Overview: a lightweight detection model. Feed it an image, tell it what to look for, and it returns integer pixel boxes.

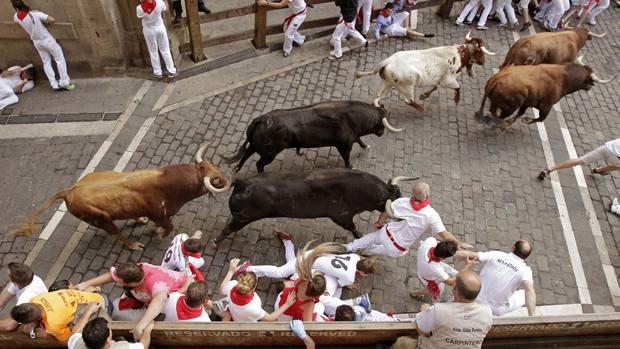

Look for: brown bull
[15,143,229,250]
[475,63,614,129]
[500,27,606,69]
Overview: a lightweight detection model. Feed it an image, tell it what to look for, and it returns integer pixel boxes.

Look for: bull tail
[475,89,490,124]
[14,190,68,236]
[355,60,389,79]
[224,119,258,171]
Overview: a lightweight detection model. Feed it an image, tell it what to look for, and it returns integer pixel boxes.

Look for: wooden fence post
[436,0,455,19]
[185,0,206,62]
[253,3,268,49]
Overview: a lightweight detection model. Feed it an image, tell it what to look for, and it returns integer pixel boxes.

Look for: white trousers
[319,287,344,316]
[457,0,482,23]
[384,12,410,37]
[247,240,297,279]
[143,25,177,76]
[331,20,367,58]
[0,81,18,110]
[361,309,397,322]
[357,0,373,34]
[283,12,306,54]
[490,290,526,316]
[535,0,553,20]
[495,0,519,24]
[345,227,408,258]
[546,0,570,28]
[476,0,495,26]
[589,0,610,20]
[111,298,146,321]
[33,38,70,89]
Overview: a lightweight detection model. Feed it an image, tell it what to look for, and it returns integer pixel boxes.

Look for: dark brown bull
[500,27,606,69]
[15,143,229,250]
[475,63,614,129]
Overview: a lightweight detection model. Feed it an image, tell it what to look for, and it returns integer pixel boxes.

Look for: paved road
[2,6,619,315]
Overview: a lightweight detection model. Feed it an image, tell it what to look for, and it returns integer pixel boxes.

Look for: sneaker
[424,33,435,38]
[511,22,520,31]
[519,21,532,32]
[455,20,464,26]
[534,16,543,23]
[497,22,508,27]
[153,73,163,79]
[61,83,76,91]
[329,50,342,60]
[168,72,177,79]
[611,198,620,215]
[465,20,473,25]
[357,293,372,313]
[233,261,251,277]
[537,169,550,180]
[587,18,596,26]
[283,51,290,57]
[292,41,302,47]
[198,5,211,14]
[488,14,500,22]
[477,25,488,30]
[172,15,181,25]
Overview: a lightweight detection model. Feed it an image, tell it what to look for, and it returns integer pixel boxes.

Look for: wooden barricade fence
[179,0,466,60]
[2,313,620,348]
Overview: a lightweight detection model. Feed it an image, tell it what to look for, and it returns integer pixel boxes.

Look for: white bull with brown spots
[355,32,497,112]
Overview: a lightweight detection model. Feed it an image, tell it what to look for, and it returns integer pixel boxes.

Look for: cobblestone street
[2,6,619,317]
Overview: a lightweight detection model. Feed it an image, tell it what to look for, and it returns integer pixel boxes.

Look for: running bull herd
[15,29,615,252]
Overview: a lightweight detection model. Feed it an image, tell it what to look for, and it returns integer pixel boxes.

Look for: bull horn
[382,117,403,133]
[465,30,472,41]
[204,177,229,193]
[591,73,616,84]
[574,56,584,65]
[195,140,216,163]
[390,176,419,185]
[385,199,395,218]
[481,46,497,56]
[588,31,606,38]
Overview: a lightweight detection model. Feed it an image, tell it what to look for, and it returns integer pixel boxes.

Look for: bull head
[195,143,230,193]
[463,31,497,74]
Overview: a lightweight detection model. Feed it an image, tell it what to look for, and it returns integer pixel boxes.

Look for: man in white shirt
[11,0,75,91]
[410,237,460,300]
[345,181,471,257]
[137,0,177,79]
[163,281,211,322]
[161,230,205,275]
[257,0,307,57]
[416,270,493,349]
[539,138,620,180]
[0,65,35,111]
[0,262,48,331]
[458,240,536,316]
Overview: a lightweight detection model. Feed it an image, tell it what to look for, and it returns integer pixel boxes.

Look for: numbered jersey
[161,234,204,275]
[313,253,361,287]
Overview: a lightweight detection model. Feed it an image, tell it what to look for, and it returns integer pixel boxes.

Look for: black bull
[226,101,402,173]
[212,168,416,244]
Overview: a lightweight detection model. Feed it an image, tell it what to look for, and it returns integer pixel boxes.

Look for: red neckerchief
[19,71,27,80]
[425,279,441,299]
[379,9,390,18]
[410,197,430,211]
[141,0,156,14]
[188,264,205,282]
[230,287,254,306]
[428,247,442,263]
[175,296,203,320]
[17,10,29,21]
[181,242,201,258]
[118,296,144,310]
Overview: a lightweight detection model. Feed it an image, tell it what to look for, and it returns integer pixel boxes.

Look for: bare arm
[438,231,473,249]
[44,16,55,25]
[177,275,195,294]
[261,291,296,322]
[71,302,101,335]
[76,272,114,290]
[375,211,390,228]
[302,335,316,349]
[138,321,154,349]
[523,280,537,316]
[133,291,167,341]
[0,290,14,311]
[301,302,315,322]
[257,0,290,9]
[219,258,240,295]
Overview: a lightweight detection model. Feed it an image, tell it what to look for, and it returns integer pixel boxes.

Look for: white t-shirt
[415,306,437,333]
[136,0,166,28]
[416,237,457,283]
[387,198,446,248]
[162,292,211,322]
[161,233,205,275]
[7,275,47,305]
[68,333,144,349]
[313,253,361,287]
[289,0,307,14]
[605,139,620,157]
[476,251,533,308]
[14,10,54,42]
[223,281,266,322]
[1,66,34,93]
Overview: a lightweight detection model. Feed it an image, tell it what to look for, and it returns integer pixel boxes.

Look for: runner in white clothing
[539,138,620,180]
[162,282,211,322]
[137,0,177,79]
[356,0,373,37]
[11,0,75,91]
[219,258,297,322]
[330,0,368,60]
[258,0,307,57]
[0,262,48,331]
[345,181,471,257]
[457,240,537,316]
[0,65,35,110]
[161,231,205,276]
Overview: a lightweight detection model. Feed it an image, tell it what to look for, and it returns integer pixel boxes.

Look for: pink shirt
[111,263,188,304]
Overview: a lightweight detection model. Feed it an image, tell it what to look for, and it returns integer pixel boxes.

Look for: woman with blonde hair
[219,258,296,322]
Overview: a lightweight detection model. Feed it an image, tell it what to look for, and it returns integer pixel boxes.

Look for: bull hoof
[419,94,430,100]
[128,241,145,250]
[521,117,535,124]
[135,217,149,224]
[407,102,425,112]
[210,239,218,248]
[154,227,166,239]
